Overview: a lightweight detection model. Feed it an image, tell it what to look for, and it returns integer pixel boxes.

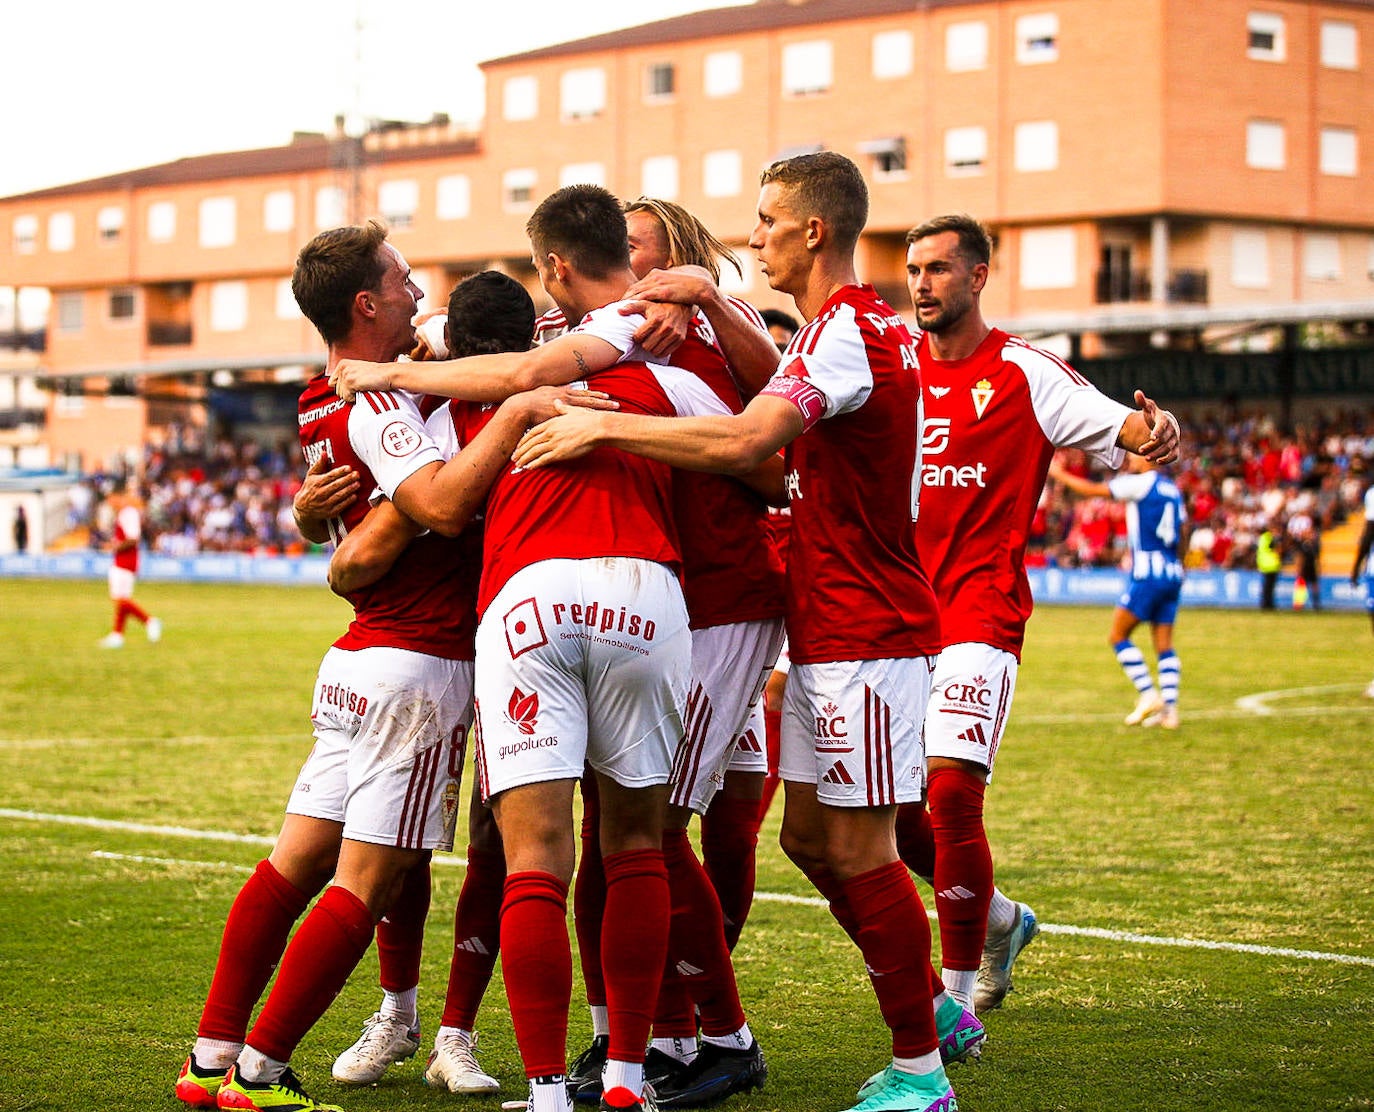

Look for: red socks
[602,848,670,1064]
[441,844,506,1030]
[841,861,938,1058]
[502,871,573,1078]
[197,859,311,1044]
[114,598,149,632]
[375,863,429,994]
[574,789,608,1010]
[661,828,746,1037]
[926,767,992,970]
[700,794,761,950]
[247,885,376,1063]
[895,802,936,881]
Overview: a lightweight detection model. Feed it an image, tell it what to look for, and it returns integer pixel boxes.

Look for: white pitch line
[8,809,1364,971]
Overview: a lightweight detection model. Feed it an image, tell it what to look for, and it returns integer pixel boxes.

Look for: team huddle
[173,152,1182,1112]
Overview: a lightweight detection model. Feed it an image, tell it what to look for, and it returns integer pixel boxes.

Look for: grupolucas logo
[507,687,539,735]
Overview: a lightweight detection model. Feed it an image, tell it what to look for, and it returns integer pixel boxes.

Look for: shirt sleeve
[348,389,444,500]
[648,364,735,417]
[1107,472,1155,503]
[572,301,644,359]
[767,302,871,419]
[1007,344,1130,469]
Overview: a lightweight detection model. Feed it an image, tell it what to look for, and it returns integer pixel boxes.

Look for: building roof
[3,133,480,203]
[482,0,1374,64]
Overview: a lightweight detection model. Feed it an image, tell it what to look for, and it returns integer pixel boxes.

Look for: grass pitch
[1,578,1371,1111]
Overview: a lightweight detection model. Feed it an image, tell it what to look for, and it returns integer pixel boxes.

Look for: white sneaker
[99,632,125,649]
[1364,679,1374,700]
[975,901,1040,1012]
[1123,690,1164,726]
[425,1028,500,1093]
[1145,704,1180,730]
[332,1011,421,1084]
[147,616,162,643]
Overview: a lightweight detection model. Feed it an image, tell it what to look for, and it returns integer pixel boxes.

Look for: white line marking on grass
[1234,683,1373,716]
[91,851,254,871]
[1016,683,1374,726]
[13,809,1373,970]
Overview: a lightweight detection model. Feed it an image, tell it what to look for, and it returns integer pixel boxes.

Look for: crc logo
[941,677,992,712]
[380,421,423,457]
[815,700,847,739]
[921,417,951,456]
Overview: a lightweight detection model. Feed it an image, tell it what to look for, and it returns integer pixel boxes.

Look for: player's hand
[410,310,448,362]
[625,267,714,311]
[620,298,692,358]
[512,386,618,426]
[294,453,359,520]
[512,401,606,469]
[1134,389,1181,466]
[331,359,395,402]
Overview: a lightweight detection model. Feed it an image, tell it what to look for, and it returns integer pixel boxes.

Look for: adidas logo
[957,723,988,747]
[821,761,854,785]
[675,960,706,977]
[734,728,763,754]
[456,936,491,955]
[937,885,977,900]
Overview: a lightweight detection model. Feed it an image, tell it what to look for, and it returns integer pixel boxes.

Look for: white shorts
[108,566,136,600]
[779,656,933,807]
[288,646,473,851]
[474,558,691,800]
[670,617,784,813]
[724,698,768,775]
[923,642,1018,780]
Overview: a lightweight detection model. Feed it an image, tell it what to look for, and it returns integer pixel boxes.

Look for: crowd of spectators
[70,406,1374,571]
[1031,405,1374,574]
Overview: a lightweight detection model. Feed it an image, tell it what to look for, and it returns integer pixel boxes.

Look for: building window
[1246,119,1286,170]
[1231,227,1270,288]
[1304,234,1341,281]
[436,175,471,220]
[147,201,176,242]
[56,292,83,332]
[641,156,680,199]
[859,137,907,179]
[210,281,248,332]
[315,187,346,229]
[704,50,742,97]
[263,190,294,233]
[1247,12,1285,61]
[48,212,75,252]
[703,150,742,197]
[1321,21,1358,69]
[98,206,124,244]
[561,67,606,120]
[378,180,419,230]
[783,41,833,96]
[945,126,988,175]
[946,20,989,71]
[645,62,676,100]
[276,278,298,320]
[109,288,136,321]
[1020,227,1076,289]
[12,215,37,254]
[504,75,538,121]
[503,168,537,210]
[560,162,606,188]
[1016,14,1059,64]
[1014,121,1059,172]
[1319,126,1357,176]
[199,197,236,248]
[872,30,913,79]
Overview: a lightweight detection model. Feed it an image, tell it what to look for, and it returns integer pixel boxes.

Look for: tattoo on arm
[574,350,588,375]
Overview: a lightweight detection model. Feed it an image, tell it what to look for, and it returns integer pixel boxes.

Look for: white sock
[236,1046,288,1084]
[434,1024,474,1048]
[942,968,977,1010]
[590,1005,610,1039]
[651,1035,697,1063]
[380,986,418,1026]
[602,1057,644,1098]
[192,1038,242,1071]
[530,1075,571,1111]
[702,1022,753,1050]
[892,1051,943,1076]
[986,888,1017,934]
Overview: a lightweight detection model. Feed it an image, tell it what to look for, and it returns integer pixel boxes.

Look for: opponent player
[897,214,1182,1017]
[98,482,162,648]
[1353,479,1374,698]
[175,223,588,1112]
[1049,451,1187,729]
[511,153,960,1112]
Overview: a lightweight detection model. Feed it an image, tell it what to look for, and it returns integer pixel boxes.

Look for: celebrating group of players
[173,150,1181,1112]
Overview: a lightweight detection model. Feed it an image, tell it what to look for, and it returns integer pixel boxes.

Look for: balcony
[147,322,193,346]
[0,328,46,353]
[1094,268,1151,304]
[1166,269,1209,304]
[0,407,47,430]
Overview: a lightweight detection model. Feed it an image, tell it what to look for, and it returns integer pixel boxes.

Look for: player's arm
[513,390,803,477]
[292,453,360,544]
[1353,518,1374,585]
[391,386,618,535]
[327,500,423,596]
[1046,458,1111,499]
[1115,389,1181,465]
[331,333,624,404]
[623,267,781,394]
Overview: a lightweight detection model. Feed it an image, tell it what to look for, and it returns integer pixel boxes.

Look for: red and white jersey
[575,301,786,630]
[112,505,141,573]
[915,327,1131,657]
[759,284,940,665]
[296,373,481,660]
[460,354,728,616]
[533,306,569,346]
